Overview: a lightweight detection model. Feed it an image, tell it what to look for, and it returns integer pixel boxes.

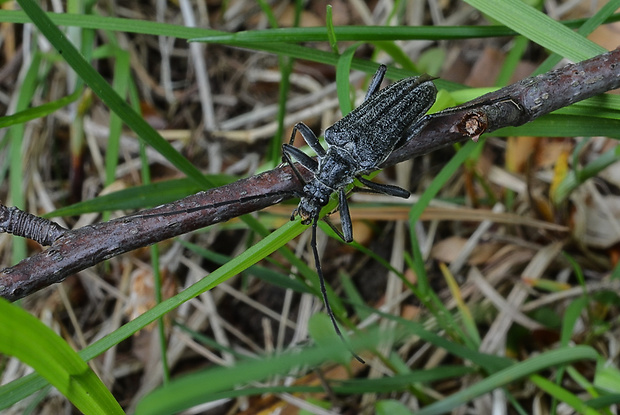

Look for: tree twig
[1,48,619,301]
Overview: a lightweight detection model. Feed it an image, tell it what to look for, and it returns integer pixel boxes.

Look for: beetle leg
[282,144,314,188]
[282,144,319,172]
[290,122,327,158]
[364,64,387,101]
[322,216,347,242]
[357,176,410,199]
[283,123,325,185]
[338,188,354,243]
[310,215,364,364]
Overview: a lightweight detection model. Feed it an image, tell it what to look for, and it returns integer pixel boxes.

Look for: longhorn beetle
[283,65,437,362]
[110,64,436,363]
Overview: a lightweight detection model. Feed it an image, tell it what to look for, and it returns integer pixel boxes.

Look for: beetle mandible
[282,64,437,360]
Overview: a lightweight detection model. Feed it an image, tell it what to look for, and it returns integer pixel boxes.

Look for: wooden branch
[1,48,619,301]
[388,47,620,165]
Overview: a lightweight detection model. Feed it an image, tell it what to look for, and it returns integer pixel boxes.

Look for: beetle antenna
[311,216,365,364]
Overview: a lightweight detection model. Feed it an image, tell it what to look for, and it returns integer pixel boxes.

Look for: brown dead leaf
[350,220,374,247]
[610,245,620,268]
[469,242,504,265]
[139,101,167,130]
[534,138,573,169]
[432,237,506,266]
[401,304,421,321]
[509,61,539,84]
[531,191,555,223]
[465,47,504,87]
[506,136,537,173]
[578,194,620,249]
[279,4,323,27]
[126,266,177,331]
[404,267,417,285]
[599,152,620,189]
[309,0,352,26]
[431,236,467,263]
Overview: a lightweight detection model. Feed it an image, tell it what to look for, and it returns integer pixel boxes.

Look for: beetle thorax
[296,146,357,223]
[316,146,357,187]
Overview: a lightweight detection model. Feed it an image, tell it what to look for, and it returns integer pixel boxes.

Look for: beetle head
[294,180,331,224]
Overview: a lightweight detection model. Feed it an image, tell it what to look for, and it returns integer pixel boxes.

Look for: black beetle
[283,65,437,361]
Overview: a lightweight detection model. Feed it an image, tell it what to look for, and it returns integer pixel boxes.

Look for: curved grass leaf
[531,374,601,415]
[414,346,599,415]
[336,45,359,115]
[0,10,619,42]
[0,89,81,129]
[135,327,473,415]
[189,17,620,44]
[533,0,620,75]
[465,0,605,61]
[0,298,123,414]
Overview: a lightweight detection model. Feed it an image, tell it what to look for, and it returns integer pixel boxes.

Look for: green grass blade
[595,361,620,394]
[0,298,123,414]
[336,45,359,116]
[565,367,606,410]
[495,36,528,87]
[415,346,600,415]
[188,16,620,44]
[373,40,418,71]
[133,336,335,415]
[409,140,478,223]
[553,95,620,120]
[586,394,620,410]
[2,9,620,41]
[94,45,130,186]
[531,374,601,415]
[0,9,544,94]
[1,9,615,87]
[325,5,338,54]
[561,298,589,348]
[7,51,44,263]
[552,147,620,204]
[0,89,81,128]
[0,374,48,411]
[465,0,605,60]
[44,174,236,217]
[371,304,513,374]
[178,239,311,294]
[136,351,473,415]
[78,222,307,361]
[534,0,620,75]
